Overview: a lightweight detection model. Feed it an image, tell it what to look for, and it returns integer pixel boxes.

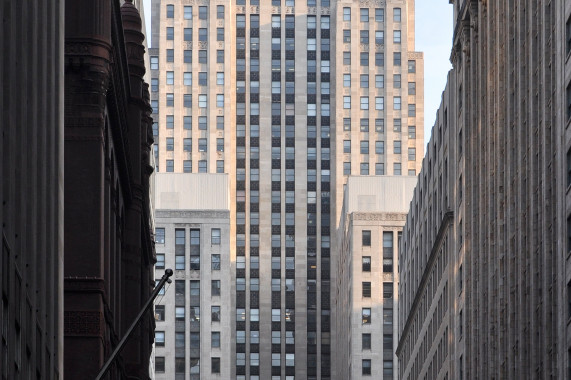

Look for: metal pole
[95,268,174,380]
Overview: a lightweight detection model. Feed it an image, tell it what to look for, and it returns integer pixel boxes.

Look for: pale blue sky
[143,0,454,145]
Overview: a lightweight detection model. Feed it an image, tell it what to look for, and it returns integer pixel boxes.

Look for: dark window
[166,4,174,18]
[362,282,371,297]
[362,230,371,246]
[383,360,393,377]
[166,27,174,40]
[212,306,221,322]
[166,160,174,172]
[383,282,393,298]
[199,6,207,19]
[155,356,165,372]
[362,256,371,271]
[184,50,192,63]
[184,28,191,41]
[155,305,165,321]
[212,358,221,373]
[362,334,371,350]
[362,359,371,375]
[212,280,221,296]
[408,60,416,73]
[394,52,401,66]
[190,229,200,270]
[155,228,165,244]
[217,5,224,19]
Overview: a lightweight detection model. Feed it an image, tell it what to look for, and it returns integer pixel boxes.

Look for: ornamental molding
[64,311,103,336]
[352,212,407,221]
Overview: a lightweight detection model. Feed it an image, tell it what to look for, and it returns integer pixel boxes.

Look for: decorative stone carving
[64,311,103,336]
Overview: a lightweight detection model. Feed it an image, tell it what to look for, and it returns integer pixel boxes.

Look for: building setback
[64,1,156,378]
[1,1,65,378]
[335,176,417,379]
[398,1,571,379]
[150,0,424,378]
[153,173,232,379]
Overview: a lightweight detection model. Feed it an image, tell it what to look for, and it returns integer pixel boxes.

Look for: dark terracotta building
[64,0,155,378]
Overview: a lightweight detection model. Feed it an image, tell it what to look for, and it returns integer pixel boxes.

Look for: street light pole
[95,268,174,380]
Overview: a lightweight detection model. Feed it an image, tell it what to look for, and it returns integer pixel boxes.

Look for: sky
[143,0,454,146]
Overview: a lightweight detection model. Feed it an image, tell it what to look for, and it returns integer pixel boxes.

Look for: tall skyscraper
[398,1,571,379]
[150,0,423,378]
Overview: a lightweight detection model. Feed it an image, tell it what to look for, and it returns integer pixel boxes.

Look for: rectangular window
[211,331,221,348]
[408,82,416,95]
[216,94,224,108]
[344,140,351,153]
[166,138,174,151]
[408,104,416,117]
[211,280,221,296]
[343,29,351,43]
[393,30,401,43]
[217,50,224,63]
[199,6,207,19]
[408,126,416,139]
[375,52,384,66]
[155,331,165,346]
[360,140,369,154]
[343,73,351,87]
[383,309,393,326]
[199,49,207,63]
[166,4,174,18]
[216,160,224,173]
[362,282,371,297]
[343,51,351,65]
[362,334,371,350]
[375,8,384,22]
[393,7,401,22]
[217,27,224,41]
[156,253,165,269]
[383,282,393,298]
[183,28,191,41]
[393,163,401,175]
[344,118,351,131]
[360,30,369,44]
[190,332,200,348]
[360,74,369,88]
[383,360,393,377]
[184,6,192,19]
[166,49,174,62]
[198,160,207,173]
[343,7,351,21]
[362,256,371,271]
[360,8,369,22]
[383,257,393,272]
[343,162,351,175]
[362,308,371,324]
[190,229,200,270]
[408,147,416,161]
[211,254,220,270]
[394,74,401,88]
[183,94,191,107]
[383,334,393,351]
[212,358,221,373]
[375,97,384,110]
[360,97,369,110]
[394,52,401,66]
[198,94,207,108]
[375,141,384,154]
[175,358,185,374]
[375,30,384,44]
[190,280,200,296]
[375,163,385,175]
[183,160,191,173]
[360,163,369,175]
[166,93,174,106]
[212,306,221,322]
[408,60,416,73]
[343,96,351,109]
[362,230,371,246]
[166,160,174,172]
[166,27,174,40]
[375,75,384,88]
[360,52,369,66]
[183,138,192,152]
[150,56,158,70]
[362,359,371,375]
[217,5,224,19]
[166,115,174,129]
[183,116,192,130]
[151,78,158,92]
[155,305,165,321]
[567,15,571,55]
[175,306,185,321]
[375,118,385,132]
[184,49,192,63]
[360,118,369,132]
[394,96,401,110]
[183,72,191,86]
[394,140,401,154]
[155,356,165,372]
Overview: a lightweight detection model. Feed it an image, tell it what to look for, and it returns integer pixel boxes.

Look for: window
[175,280,185,296]
[362,282,371,297]
[212,306,221,322]
[383,309,393,326]
[408,104,417,117]
[216,160,224,173]
[393,7,401,22]
[375,97,384,110]
[211,331,220,348]
[360,52,369,66]
[375,30,384,44]
[344,140,351,153]
[360,118,369,132]
[198,160,207,172]
[184,72,192,86]
[217,27,224,41]
[183,28,191,41]
[393,74,401,89]
[217,5,224,19]
[408,82,416,95]
[393,163,401,175]
[155,305,165,321]
[360,162,369,175]
[383,282,393,298]
[343,96,351,109]
[343,7,351,21]
[362,308,371,324]
[156,253,165,269]
[211,228,221,245]
[360,96,369,110]
[175,306,185,321]
[375,118,385,132]
[394,140,401,154]
[375,141,384,154]
[198,116,207,130]
[183,94,191,107]
[375,163,385,175]
[383,258,393,272]
[393,30,401,43]
[182,138,191,153]
[362,334,371,350]
[150,56,158,70]
[383,361,393,377]
[166,93,174,106]
[155,356,165,372]
[216,94,224,108]
[198,94,207,108]
[155,331,165,346]
[189,332,199,349]
[166,27,174,40]
[343,162,351,175]
[175,357,185,374]
[394,96,401,110]
[362,359,371,375]
[211,280,221,296]
[166,49,174,62]
[166,160,174,172]
[567,15,571,55]
[408,126,416,139]
[184,49,192,63]
[197,138,207,152]
[360,8,369,22]
[383,334,393,351]
[198,72,207,86]
[155,228,165,244]
[362,230,371,246]
[568,82,571,120]
[394,52,401,66]
[211,358,221,373]
[183,160,191,172]
[250,309,259,322]
[375,8,384,22]
[360,141,369,154]
[199,6,207,19]
[343,29,351,43]
[190,280,200,296]
[394,118,401,132]
[360,74,369,88]
[217,50,224,63]
[360,30,369,44]
[199,49,207,63]
[343,51,351,65]
[184,6,192,19]
[250,353,260,367]
[408,60,416,73]
[408,147,416,161]
[151,78,158,92]
[361,256,371,272]
[211,254,220,270]
[166,4,174,18]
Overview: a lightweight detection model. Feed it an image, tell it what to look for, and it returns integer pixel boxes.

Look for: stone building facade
[335,176,416,379]
[1,2,65,379]
[153,174,232,380]
[149,0,424,378]
[64,1,156,378]
[398,1,571,379]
